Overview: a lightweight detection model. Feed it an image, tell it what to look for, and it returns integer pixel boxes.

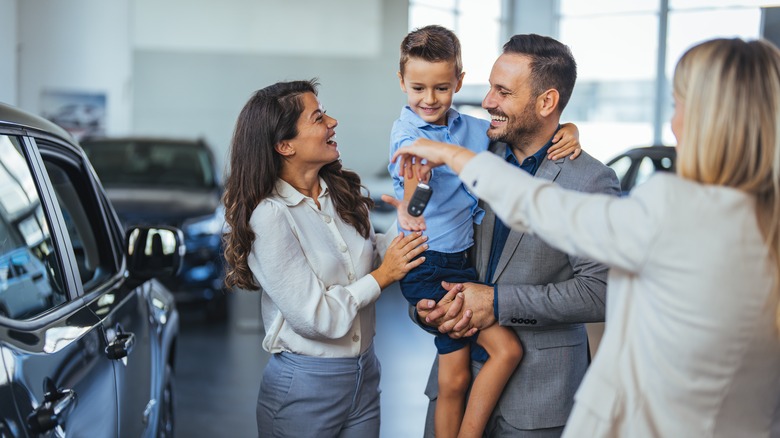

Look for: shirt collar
[399,105,461,129]
[274,177,329,206]
[504,124,562,163]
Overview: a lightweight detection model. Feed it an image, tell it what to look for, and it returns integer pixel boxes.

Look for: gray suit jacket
[423,142,620,433]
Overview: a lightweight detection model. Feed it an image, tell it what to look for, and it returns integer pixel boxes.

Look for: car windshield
[82,140,215,189]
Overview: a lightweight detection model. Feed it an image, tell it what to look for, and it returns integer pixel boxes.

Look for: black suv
[0,102,180,437]
[80,137,227,321]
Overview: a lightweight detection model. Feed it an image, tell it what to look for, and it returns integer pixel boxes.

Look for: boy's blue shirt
[388,105,488,252]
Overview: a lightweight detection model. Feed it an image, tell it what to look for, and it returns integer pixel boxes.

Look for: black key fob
[407,183,433,217]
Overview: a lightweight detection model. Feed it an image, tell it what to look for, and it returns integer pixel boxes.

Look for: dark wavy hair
[222,79,374,291]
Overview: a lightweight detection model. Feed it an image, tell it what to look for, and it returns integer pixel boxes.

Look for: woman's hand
[380,194,427,231]
[371,231,428,289]
[548,122,582,161]
[393,138,476,176]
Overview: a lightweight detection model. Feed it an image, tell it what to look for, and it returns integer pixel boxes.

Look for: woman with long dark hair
[222,80,427,437]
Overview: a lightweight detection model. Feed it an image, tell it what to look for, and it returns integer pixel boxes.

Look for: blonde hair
[673,38,780,330]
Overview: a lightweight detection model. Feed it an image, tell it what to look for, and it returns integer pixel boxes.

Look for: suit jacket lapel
[491,154,563,282]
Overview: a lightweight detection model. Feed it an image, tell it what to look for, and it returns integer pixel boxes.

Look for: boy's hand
[411,161,432,183]
[548,122,582,161]
[381,194,427,231]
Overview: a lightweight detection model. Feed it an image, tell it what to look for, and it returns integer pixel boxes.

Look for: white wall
[131,0,408,178]
[0,0,17,105]
[16,0,132,134]
[133,0,381,57]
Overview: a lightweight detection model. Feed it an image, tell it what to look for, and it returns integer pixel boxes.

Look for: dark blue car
[80,137,228,321]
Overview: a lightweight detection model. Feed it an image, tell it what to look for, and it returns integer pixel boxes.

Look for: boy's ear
[397,72,407,93]
[454,72,465,93]
[275,140,295,157]
[537,89,560,117]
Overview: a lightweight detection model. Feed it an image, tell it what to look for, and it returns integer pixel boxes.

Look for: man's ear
[454,72,465,93]
[398,72,407,93]
[537,89,560,117]
[275,141,295,157]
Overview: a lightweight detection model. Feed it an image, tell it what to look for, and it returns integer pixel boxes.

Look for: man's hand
[418,281,497,339]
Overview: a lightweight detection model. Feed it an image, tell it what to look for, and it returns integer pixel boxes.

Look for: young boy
[387,25,581,438]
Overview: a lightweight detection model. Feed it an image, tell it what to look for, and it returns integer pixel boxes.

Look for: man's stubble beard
[486,99,541,149]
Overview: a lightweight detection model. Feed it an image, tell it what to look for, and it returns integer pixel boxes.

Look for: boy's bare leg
[436,347,472,438]
[458,324,523,438]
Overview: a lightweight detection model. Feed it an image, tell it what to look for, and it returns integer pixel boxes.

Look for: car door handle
[27,379,77,434]
[105,331,135,360]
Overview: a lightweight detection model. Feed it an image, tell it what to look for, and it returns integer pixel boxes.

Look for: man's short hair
[503,34,577,112]
[400,25,462,77]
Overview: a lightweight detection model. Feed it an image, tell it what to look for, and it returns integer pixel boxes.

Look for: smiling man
[417,34,620,438]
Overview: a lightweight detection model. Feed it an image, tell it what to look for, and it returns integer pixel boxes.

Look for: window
[0,136,67,319]
[40,144,117,291]
[558,0,765,163]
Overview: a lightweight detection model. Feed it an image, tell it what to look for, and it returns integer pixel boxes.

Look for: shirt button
[322,215,332,223]
[339,244,348,253]
[352,334,360,342]
[348,272,355,281]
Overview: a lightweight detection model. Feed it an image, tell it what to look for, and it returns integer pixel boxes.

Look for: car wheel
[158,363,175,438]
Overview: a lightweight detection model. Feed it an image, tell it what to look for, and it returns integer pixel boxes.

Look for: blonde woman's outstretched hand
[392,138,477,176]
[370,231,428,289]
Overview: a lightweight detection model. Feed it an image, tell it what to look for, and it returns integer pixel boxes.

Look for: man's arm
[428,163,620,336]
[496,164,619,326]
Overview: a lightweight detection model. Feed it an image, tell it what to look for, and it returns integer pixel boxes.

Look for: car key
[407,183,433,217]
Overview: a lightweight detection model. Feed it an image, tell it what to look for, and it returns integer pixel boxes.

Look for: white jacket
[461,152,780,437]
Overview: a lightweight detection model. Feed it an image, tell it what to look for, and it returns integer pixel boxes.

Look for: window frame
[33,138,125,298]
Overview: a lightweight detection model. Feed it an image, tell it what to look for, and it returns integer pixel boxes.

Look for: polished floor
[174,283,436,438]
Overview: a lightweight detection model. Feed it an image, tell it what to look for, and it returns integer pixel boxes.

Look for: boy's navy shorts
[400,249,487,360]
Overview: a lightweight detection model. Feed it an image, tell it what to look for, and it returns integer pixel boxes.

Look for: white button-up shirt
[248,178,395,357]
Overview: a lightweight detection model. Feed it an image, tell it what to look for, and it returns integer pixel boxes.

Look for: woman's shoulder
[249,195,289,225]
[632,173,753,214]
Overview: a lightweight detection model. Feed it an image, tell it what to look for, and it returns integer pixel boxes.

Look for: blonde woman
[392,38,780,437]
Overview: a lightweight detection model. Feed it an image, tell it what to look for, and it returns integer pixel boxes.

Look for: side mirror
[125,226,185,280]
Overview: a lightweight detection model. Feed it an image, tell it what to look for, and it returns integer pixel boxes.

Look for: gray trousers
[257,345,381,438]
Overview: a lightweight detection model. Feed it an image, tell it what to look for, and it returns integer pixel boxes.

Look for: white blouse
[461,152,780,437]
[248,178,395,358]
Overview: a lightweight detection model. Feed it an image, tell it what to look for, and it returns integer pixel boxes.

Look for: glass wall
[559,0,765,162]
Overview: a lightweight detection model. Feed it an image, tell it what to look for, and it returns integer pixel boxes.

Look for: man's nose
[482,90,496,109]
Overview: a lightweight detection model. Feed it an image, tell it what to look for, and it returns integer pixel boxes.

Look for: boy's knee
[495,340,523,367]
[438,364,471,397]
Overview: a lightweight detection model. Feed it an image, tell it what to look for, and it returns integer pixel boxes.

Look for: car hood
[105,187,220,227]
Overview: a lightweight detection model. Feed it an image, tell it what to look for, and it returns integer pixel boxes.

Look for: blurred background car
[0,102,180,437]
[606,145,676,195]
[81,137,228,321]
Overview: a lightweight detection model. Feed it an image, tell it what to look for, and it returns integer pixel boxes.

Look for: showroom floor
[174,282,435,438]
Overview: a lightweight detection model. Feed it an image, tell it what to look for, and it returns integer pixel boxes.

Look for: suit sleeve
[480,154,640,326]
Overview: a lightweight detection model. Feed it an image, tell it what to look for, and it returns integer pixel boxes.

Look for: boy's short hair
[399,25,462,77]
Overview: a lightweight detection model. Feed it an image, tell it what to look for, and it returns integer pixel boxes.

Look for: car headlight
[183,207,226,237]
